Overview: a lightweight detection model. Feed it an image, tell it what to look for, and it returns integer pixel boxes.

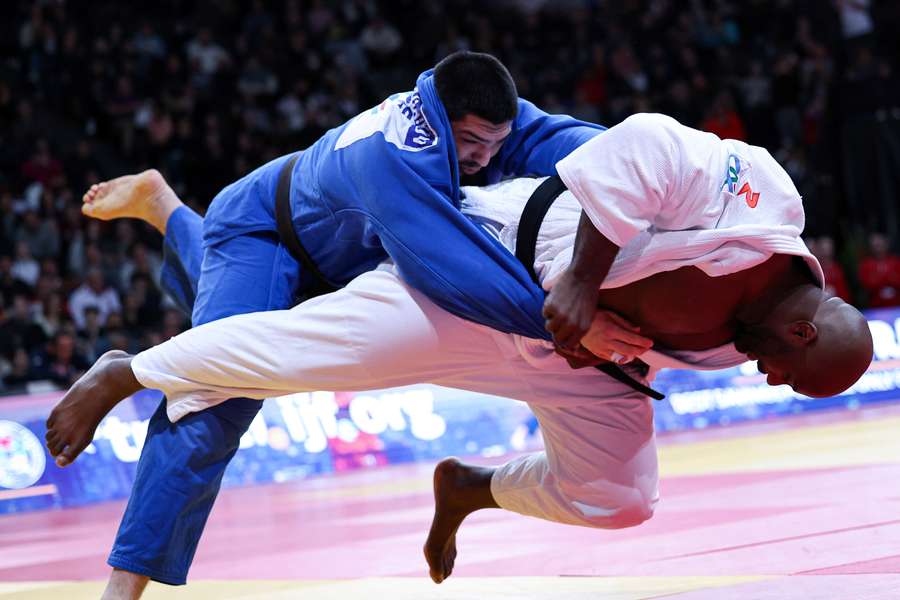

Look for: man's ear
[788,320,818,347]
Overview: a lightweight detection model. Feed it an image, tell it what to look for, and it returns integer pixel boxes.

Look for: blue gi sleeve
[491,99,606,178]
[356,152,551,340]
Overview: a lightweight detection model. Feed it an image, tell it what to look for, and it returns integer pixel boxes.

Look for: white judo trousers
[132,113,821,530]
[133,265,660,529]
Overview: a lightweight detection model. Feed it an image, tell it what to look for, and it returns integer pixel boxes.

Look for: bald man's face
[735,323,826,397]
[752,341,829,397]
[735,297,873,397]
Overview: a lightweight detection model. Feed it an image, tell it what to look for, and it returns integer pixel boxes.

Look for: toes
[426,556,440,583]
[84,184,99,202]
[425,550,445,584]
[56,438,88,468]
[56,448,75,467]
[47,434,89,467]
[46,435,66,458]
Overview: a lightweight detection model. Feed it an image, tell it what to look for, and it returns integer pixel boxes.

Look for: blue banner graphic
[3,308,899,515]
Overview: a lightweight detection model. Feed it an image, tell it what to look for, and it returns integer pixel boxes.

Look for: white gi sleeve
[555,113,725,248]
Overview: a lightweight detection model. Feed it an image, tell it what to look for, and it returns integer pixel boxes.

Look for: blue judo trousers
[109,69,604,584]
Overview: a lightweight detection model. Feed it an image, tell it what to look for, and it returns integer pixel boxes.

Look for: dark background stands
[1,0,899,393]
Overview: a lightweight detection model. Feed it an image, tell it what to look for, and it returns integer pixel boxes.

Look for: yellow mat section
[658,414,900,477]
[275,414,900,504]
[1,576,772,600]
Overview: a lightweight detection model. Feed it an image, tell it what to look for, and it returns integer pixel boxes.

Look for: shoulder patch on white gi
[721,153,743,193]
[334,90,439,152]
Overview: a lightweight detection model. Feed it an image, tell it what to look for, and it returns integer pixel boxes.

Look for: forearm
[542,211,620,349]
[567,210,619,286]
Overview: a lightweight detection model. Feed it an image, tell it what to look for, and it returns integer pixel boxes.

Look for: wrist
[566,267,602,288]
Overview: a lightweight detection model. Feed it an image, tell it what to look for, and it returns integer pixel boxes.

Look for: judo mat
[4,401,900,599]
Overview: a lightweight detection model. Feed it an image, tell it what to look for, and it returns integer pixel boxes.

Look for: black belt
[275,153,338,299]
[515,176,665,401]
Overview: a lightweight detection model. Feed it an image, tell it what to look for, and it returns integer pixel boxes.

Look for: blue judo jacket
[204,70,604,340]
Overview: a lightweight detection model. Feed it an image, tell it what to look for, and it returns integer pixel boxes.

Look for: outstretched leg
[423,458,499,584]
[44,351,142,467]
[81,168,204,313]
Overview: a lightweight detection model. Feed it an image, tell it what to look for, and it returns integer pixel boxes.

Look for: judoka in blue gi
[67,51,603,596]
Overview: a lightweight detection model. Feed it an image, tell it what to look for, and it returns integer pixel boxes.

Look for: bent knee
[566,483,657,529]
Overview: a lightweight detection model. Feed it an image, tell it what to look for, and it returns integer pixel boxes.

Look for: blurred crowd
[1,0,899,393]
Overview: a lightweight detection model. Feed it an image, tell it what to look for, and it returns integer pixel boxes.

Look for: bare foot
[45,351,143,467]
[82,169,182,234]
[423,457,498,584]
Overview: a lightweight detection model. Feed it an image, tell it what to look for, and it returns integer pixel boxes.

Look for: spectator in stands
[359,16,403,65]
[0,192,16,255]
[813,235,851,302]
[68,267,121,329]
[77,306,109,362]
[11,241,40,288]
[65,139,102,193]
[128,273,163,328]
[2,349,32,389]
[659,79,701,129]
[276,80,308,133]
[34,292,64,342]
[0,255,30,303]
[237,57,279,99]
[28,331,89,387]
[0,295,45,360]
[859,232,900,308]
[118,242,162,293]
[131,22,166,62]
[186,28,232,90]
[15,209,60,261]
[67,219,102,278]
[700,90,746,141]
[836,0,874,50]
[20,139,64,188]
[772,50,802,145]
[107,328,133,353]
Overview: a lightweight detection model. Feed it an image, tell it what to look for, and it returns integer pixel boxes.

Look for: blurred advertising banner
[3,308,900,514]
[0,386,533,515]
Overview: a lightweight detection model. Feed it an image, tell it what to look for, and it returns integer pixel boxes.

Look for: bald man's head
[735,292,873,397]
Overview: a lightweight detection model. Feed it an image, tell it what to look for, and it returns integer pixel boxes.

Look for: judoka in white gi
[46,114,873,584]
